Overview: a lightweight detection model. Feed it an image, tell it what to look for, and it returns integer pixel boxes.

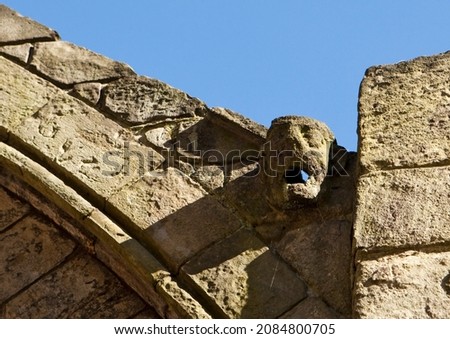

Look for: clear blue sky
[4,0,450,150]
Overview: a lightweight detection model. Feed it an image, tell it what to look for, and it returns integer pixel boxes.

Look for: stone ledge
[30,41,136,87]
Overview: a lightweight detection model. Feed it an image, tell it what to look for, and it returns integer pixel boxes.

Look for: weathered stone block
[101,76,206,124]
[12,93,163,205]
[107,168,206,229]
[0,186,30,231]
[0,5,58,44]
[275,220,352,315]
[4,252,147,318]
[144,125,173,149]
[0,214,75,303]
[0,43,32,63]
[71,82,103,105]
[354,167,450,250]
[0,56,59,131]
[354,250,450,318]
[181,229,307,318]
[107,169,241,271]
[31,41,135,86]
[358,52,450,172]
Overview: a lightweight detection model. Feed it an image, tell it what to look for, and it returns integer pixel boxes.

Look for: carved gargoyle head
[261,116,335,209]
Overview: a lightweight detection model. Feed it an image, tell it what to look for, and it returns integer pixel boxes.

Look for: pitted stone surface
[0,186,31,231]
[4,252,148,318]
[354,167,450,250]
[31,41,135,86]
[0,56,59,133]
[358,52,450,172]
[13,93,163,203]
[0,214,76,303]
[354,250,450,318]
[101,76,206,124]
[0,5,59,44]
[181,229,307,318]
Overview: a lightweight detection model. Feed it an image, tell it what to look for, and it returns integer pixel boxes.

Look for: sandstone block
[0,5,58,44]
[31,41,135,86]
[144,125,173,149]
[275,220,352,315]
[4,252,147,318]
[181,229,307,318]
[107,168,205,229]
[0,56,59,131]
[0,186,30,231]
[71,82,103,105]
[0,43,32,63]
[354,250,450,318]
[101,76,206,124]
[108,169,241,271]
[0,214,75,303]
[358,52,450,172]
[88,209,170,287]
[354,167,450,250]
[12,93,163,205]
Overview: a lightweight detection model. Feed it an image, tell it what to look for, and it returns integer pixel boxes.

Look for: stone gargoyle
[261,116,335,209]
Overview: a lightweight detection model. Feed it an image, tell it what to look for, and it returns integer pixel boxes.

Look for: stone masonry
[1,5,449,318]
[353,53,450,318]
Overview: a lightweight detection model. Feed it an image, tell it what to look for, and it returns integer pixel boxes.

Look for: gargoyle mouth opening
[284,167,309,184]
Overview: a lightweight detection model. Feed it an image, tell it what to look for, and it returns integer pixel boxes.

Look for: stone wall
[353,53,450,318]
[0,5,354,319]
[2,5,448,319]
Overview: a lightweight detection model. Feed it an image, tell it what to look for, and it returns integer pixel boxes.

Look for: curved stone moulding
[0,142,211,319]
